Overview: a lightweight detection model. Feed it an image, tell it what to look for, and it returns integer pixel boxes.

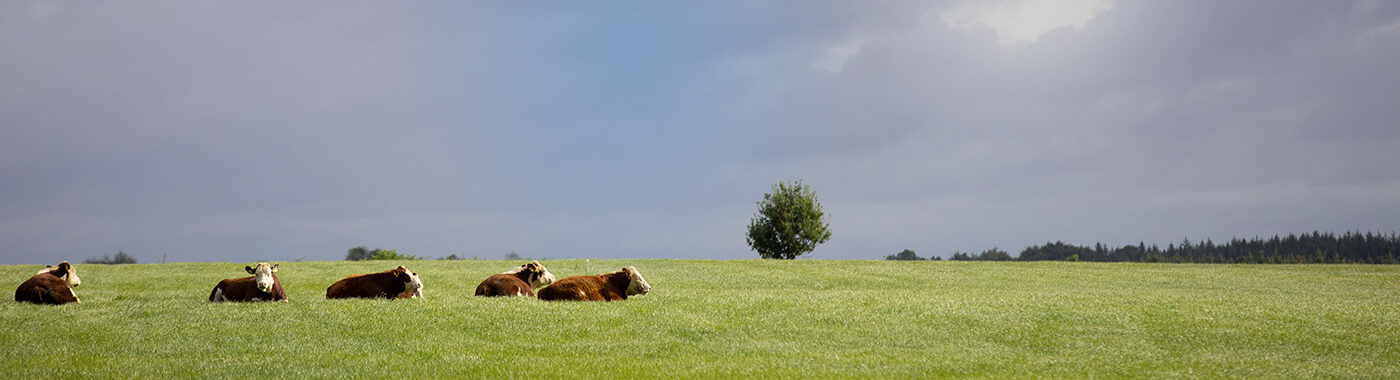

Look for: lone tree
[746,180,832,259]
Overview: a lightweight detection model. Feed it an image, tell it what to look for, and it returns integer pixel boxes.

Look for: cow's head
[244,262,278,293]
[507,260,556,288]
[394,266,423,298]
[622,266,650,296]
[39,261,81,288]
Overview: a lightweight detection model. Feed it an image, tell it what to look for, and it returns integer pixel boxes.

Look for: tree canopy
[746,180,832,260]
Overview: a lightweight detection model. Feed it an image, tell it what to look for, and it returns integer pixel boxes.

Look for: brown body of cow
[326,266,423,300]
[475,260,556,297]
[15,261,81,305]
[209,263,287,302]
[537,266,651,301]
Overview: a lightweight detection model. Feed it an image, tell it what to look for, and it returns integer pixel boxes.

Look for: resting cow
[537,266,651,301]
[475,260,556,297]
[326,266,423,300]
[15,261,82,305]
[209,262,287,302]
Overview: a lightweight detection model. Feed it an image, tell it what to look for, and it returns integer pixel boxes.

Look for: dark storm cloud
[725,0,1400,257]
[1,1,1397,264]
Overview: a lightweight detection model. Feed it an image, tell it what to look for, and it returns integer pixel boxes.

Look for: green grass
[2,260,1398,378]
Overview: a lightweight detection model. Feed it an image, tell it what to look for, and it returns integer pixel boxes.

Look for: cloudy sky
[2,1,1398,264]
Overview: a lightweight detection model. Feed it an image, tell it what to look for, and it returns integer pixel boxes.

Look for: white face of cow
[528,261,556,288]
[245,262,277,293]
[399,266,423,298]
[623,266,651,296]
[38,262,81,288]
[506,260,556,288]
[64,263,81,288]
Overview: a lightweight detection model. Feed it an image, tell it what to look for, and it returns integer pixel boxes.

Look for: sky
[2,1,1398,264]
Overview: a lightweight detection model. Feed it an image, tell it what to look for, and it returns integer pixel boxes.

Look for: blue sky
[2,1,1398,264]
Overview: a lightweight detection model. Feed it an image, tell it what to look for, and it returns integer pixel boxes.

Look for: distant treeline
[345,246,421,261]
[344,246,529,261]
[888,231,1400,264]
[85,251,137,265]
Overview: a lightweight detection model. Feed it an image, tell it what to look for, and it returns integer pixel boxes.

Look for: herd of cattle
[13,260,651,305]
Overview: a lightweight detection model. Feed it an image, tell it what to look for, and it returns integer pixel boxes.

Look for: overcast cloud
[2,1,1398,264]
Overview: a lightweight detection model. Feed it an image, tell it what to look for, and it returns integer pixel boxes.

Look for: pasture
[2,260,1398,378]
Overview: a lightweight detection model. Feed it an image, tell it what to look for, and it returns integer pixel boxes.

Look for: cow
[15,261,81,305]
[326,266,423,300]
[208,262,287,302]
[537,266,651,301]
[475,260,556,297]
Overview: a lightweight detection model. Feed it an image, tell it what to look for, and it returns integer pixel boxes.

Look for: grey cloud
[1,1,1397,264]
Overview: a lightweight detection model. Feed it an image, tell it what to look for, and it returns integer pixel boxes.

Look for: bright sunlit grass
[2,260,1398,378]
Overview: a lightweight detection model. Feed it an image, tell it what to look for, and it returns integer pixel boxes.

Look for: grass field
[2,260,1398,378]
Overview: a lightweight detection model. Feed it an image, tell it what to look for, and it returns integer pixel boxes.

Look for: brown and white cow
[209,262,287,302]
[475,260,556,297]
[326,266,423,300]
[15,261,82,305]
[537,266,651,301]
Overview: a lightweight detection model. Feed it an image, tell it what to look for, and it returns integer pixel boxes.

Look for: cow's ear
[59,261,71,269]
[246,266,255,274]
[270,264,278,272]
